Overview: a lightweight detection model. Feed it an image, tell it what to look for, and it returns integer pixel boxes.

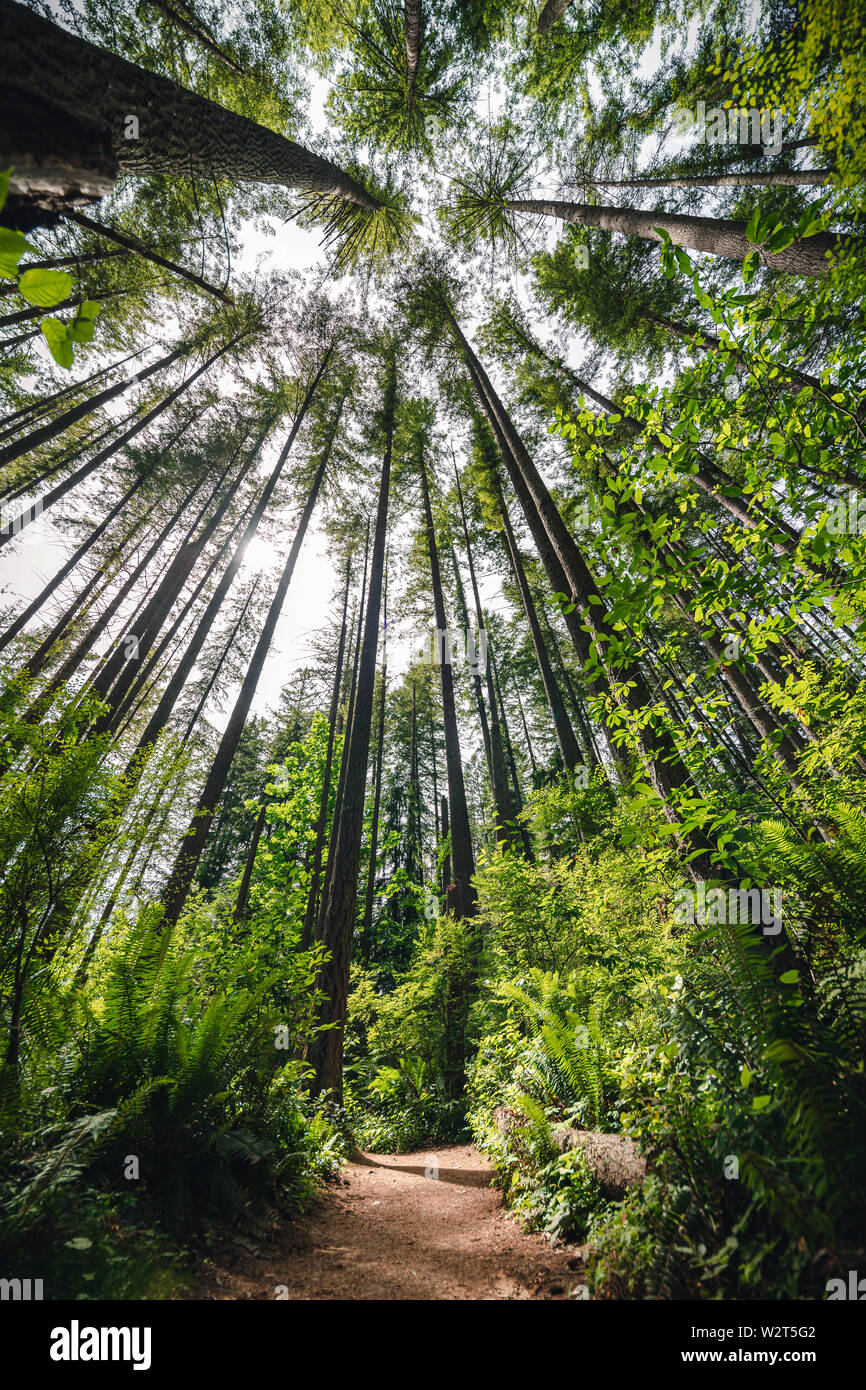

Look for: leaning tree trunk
[23,475,203,696]
[0,0,382,226]
[419,443,476,920]
[448,306,718,883]
[503,197,859,277]
[0,473,144,655]
[0,335,244,546]
[310,351,396,1100]
[491,464,584,776]
[0,337,191,477]
[589,170,837,188]
[160,438,334,928]
[537,0,573,35]
[130,353,333,772]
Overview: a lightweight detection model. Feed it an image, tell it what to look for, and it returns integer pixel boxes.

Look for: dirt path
[191,1144,586,1300]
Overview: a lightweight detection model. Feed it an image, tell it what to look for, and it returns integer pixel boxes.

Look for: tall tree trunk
[418,442,476,920]
[310,351,396,1100]
[404,0,422,107]
[448,307,718,882]
[451,466,527,854]
[160,436,334,928]
[590,170,837,187]
[1,0,382,224]
[301,557,352,953]
[0,338,190,476]
[23,476,202,694]
[129,360,334,771]
[503,197,858,278]
[360,629,387,966]
[492,466,584,776]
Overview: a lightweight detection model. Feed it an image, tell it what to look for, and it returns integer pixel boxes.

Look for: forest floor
[188,1143,586,1300]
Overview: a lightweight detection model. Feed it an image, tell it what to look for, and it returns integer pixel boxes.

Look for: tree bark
[504,197,859,278]
[537,0,573,36]
[302,557,352,953]
[310,351,396,1099]
[0,0,382,224]
[419,442,476,919]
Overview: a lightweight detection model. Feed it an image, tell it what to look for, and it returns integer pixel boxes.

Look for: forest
[0,0,864,1312]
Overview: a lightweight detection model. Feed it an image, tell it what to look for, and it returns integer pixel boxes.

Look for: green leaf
[65,1237,93,1251]
[779,970,799,984]
[0,169,9,213]
[739,1065,751,1088]
[40,317,74,369]
[752,1095,771,1111]
[0,225,37,278]
[17,267,74,307]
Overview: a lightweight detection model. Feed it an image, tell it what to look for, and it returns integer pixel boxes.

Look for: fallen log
[493,1105,647,1200]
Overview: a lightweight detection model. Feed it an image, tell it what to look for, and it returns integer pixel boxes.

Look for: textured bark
[161,434,333,927]
[419,445,476,920]
[504,198,859,277]
[537,0,573,35]
[494,1106,646,1198]
[0,0,381,221]
[404,0,422,107]
[310,353,395,1099]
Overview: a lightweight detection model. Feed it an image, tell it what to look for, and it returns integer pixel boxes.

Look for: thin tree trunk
[419,442,476,920]
[310,351,396,1099]
[493,469,584,776]
[233,804,268,922]
[129,358,334,770]
[160,433,334,928]
[360,623,387,965]
[301,557,352,953]
[64,211,233,304]
[0,336,235,524]
[0,473,144,654]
